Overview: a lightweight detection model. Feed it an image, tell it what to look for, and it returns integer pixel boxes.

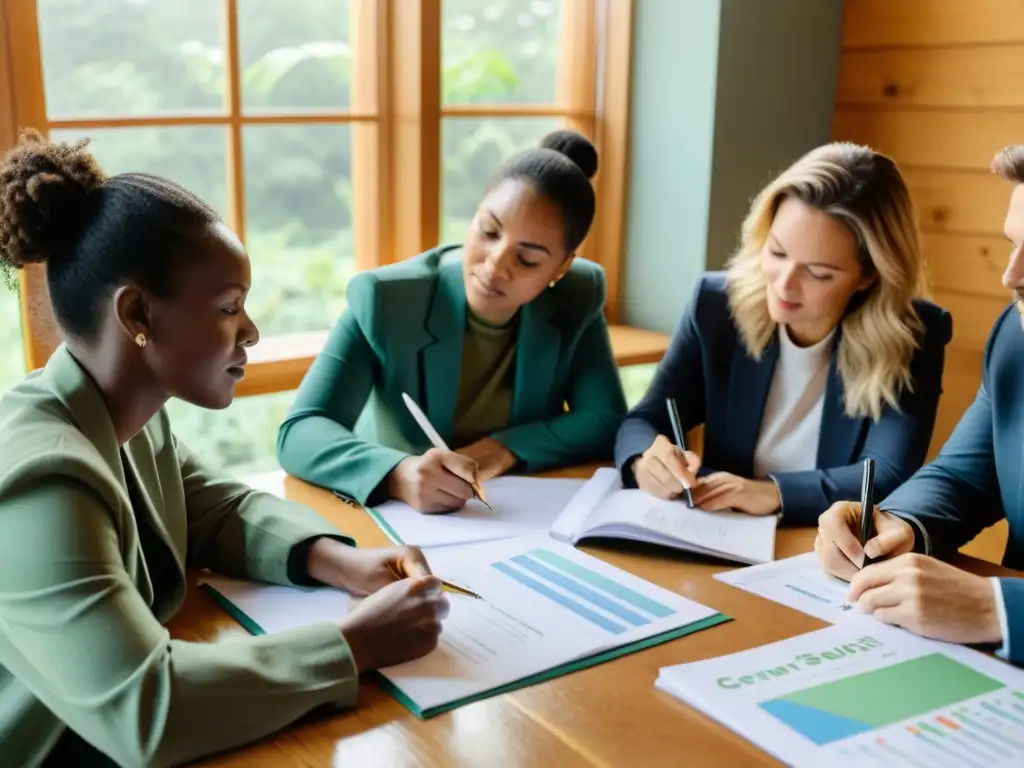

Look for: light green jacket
[0,346,359,768]
[276,245,628,505]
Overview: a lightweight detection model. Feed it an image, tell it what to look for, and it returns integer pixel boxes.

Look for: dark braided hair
[0,129,219,341]
[489,130,598,254]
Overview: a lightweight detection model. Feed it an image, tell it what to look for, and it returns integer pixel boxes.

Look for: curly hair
[0,128,219,340]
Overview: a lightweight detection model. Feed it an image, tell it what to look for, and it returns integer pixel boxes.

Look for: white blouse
[752,325,834,479]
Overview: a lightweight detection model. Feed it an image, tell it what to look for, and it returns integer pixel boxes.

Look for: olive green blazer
[0,346,358,768]
[277,245,628,504]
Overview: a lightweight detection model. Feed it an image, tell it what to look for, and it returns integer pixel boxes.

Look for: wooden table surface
[170,467,1018,767]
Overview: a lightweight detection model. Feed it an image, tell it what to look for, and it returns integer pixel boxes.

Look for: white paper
[203,536,719,716]
[715,552,857,622]
[551,468,777,565]
[200,574,352,633]
[370,476,585,548]
[656,618,1024,768]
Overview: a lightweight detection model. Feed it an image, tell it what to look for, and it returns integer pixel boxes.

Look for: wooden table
[171,468,1018,767]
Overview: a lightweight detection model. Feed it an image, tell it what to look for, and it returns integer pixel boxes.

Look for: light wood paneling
[841,0,1024,49]
[837,45,1024,109]
[931,289,1009,350]
[904,168,1009,235]
[836,1,1024,360]
[923,232,1011,299]
[833,107,1024,172]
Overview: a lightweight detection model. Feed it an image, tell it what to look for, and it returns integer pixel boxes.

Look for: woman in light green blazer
[277,131,628,513]
[0,132,448,767]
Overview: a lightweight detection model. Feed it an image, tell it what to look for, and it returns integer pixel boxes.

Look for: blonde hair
[992,144,1024,184]
[725,142,928,422]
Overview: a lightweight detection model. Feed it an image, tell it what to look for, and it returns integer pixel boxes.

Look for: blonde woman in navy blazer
[616,143,953,525]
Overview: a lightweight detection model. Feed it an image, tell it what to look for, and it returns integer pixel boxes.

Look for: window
[0,0,633,474]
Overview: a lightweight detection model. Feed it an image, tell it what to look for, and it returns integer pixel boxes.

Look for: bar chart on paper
[654,620,1024,768]
[759,653,1024,766]
[834,690,1024,767]
[490,547,677,635]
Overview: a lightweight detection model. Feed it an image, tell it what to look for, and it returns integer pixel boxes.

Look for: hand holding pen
[386,392,494,514]
[385,448,484,514]
[631,399,702,506]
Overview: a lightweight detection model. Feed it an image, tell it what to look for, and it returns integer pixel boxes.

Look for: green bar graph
[759,654,1005,745]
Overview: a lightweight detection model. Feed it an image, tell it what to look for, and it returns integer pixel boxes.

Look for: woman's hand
[338,576,450,672]
[385,447,479,512]
[456,437,517,482]
[633,434,701,499]
[307,540,449,671]
[306,539,434,595]
[690,473,781,516]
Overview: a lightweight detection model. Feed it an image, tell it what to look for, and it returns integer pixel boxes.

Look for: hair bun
[539,130,598,180]
[0,129,106,269]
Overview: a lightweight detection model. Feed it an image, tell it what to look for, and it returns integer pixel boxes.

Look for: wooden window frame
[1,0,634,398]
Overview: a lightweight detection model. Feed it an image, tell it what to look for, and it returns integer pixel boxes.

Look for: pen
[859,458,876,567]
[664,397,695,508]
[387,562,482,600]
[400,392,493,511]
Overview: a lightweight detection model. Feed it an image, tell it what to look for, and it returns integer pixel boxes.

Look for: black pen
[859,458,876,567]
[665,398,695,508]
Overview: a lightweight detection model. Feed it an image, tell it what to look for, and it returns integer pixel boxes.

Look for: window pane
[620,364,657,408]
[166,391,295,476]
[37,0,225,118]
[0,288,24,396]
[442,0,562,105]
[243,124,354,336]
[239,0,352,113]
[441,116,559,243]
[48,127,229,219]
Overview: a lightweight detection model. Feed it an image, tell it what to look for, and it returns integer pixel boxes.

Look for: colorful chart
[759,653,1005,745]
[490,547,675,634]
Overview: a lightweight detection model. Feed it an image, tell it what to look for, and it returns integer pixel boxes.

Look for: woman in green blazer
[0,132,448,767]
[277,131,628,513]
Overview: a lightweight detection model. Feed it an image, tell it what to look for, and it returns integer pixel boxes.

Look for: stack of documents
[656,618,1024,767]
[203,535,727,718]
[550,468,777,565]
[362,475,586,548]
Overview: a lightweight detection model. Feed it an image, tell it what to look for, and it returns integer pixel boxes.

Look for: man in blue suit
[816,143,1024,664]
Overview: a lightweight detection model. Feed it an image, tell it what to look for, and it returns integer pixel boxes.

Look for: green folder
[200,582,730,720]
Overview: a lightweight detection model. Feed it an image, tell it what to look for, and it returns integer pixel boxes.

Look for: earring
[134,333,147,348]
[549,280,558,288]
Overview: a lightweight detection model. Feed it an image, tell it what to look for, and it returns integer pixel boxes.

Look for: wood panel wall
[833,0,1023,352]
[833,0,1024,563]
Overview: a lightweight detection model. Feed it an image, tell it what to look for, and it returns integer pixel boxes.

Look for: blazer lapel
[45,346,185,591]
[421,257,467,441]
[816,334,863,468]
[511,289,561,424]
[726,334,778,476]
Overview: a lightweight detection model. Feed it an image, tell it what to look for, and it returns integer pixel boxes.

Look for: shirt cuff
[991,577,1011,660]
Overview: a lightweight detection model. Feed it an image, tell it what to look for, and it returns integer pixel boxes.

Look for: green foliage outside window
[0,0,655,478]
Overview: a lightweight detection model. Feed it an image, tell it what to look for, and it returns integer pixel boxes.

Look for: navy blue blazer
[880,303,1024,663]
[615,272,953,525]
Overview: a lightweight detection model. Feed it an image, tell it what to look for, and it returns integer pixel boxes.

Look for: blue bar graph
[527,548,674,617]
[491,561,625,634]
[509,554,650,627]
